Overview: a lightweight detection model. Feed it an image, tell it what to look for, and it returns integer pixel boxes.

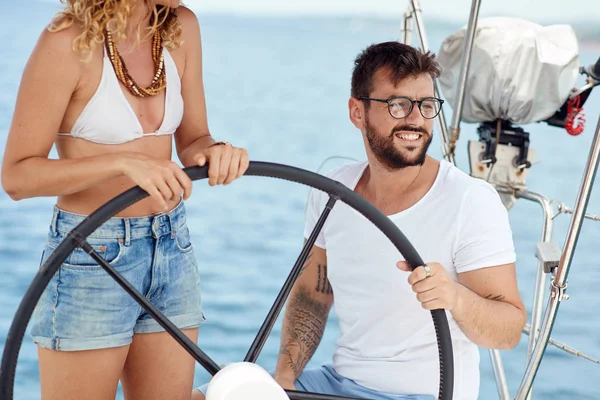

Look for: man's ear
[348,97,365,130]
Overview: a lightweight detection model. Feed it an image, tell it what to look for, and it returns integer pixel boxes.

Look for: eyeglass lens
[389,98,441,119]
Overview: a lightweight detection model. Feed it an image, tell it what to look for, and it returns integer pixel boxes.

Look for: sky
[180,0,600,23]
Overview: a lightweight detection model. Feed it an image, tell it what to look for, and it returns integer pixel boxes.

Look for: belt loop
[50,206,59,236]
[151,216,158,239]
[168,213,175,239]
[124,218,131,246]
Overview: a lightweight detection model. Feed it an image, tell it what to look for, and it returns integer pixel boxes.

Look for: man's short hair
[351,41,441,100]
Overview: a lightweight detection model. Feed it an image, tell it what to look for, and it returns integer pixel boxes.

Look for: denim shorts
[195,364,434,400]
[30,200,206,351]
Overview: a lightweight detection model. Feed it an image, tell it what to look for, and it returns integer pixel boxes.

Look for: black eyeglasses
[359,96,444,120]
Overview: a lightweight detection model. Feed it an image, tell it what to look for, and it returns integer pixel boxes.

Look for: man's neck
[357,155,438,215]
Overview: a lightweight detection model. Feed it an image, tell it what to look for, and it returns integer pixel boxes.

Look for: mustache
[391,125,429,135]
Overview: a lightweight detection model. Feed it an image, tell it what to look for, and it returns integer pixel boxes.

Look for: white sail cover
[437,17,580,124]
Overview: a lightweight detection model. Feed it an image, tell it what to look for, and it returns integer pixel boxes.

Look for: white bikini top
[58,47,184,145]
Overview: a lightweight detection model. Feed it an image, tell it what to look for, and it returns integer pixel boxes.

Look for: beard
[364,113,432,170]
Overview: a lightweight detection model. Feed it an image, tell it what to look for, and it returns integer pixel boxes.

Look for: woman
[1,1,248,399]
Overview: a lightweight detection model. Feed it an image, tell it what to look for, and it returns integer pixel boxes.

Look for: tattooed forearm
[316,264,333,294]
[279,340,302,376]
[280,286,330,378]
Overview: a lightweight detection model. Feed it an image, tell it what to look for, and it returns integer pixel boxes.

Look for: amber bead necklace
[104,27,166,98]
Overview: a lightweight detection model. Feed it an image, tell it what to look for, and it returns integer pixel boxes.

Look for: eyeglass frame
[358,96,445,120]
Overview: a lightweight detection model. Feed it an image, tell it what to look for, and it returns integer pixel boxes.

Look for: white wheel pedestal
[206,362,290,400]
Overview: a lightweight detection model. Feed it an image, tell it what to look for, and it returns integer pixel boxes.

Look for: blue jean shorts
[30,200,206,351]
[195,364,433,400]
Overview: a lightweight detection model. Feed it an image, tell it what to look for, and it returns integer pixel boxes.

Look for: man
[194,42,526,400]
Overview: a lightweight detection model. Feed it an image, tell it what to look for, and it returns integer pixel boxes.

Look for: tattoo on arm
[486,294,506,301]
[280,286,330,378]
[316,264,333,294]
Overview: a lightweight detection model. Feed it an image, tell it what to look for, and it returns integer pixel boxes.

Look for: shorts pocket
[60,237,125,271]
[174,225,193,253]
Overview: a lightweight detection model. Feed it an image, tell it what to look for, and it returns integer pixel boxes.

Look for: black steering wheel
[0,161,454,400]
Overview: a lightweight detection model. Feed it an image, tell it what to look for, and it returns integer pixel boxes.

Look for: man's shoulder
[439,160,499,198]
[436,161,509,229]
[306,160,366,208]
[321,160,368,187]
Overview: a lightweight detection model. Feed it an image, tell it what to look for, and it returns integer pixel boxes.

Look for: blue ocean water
[1,1,599,399]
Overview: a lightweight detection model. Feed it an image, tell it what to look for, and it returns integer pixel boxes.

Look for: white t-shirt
[303,159,516,400]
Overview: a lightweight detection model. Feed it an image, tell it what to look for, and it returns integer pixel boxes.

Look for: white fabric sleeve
[303,187,327,249]
[453,183,516,273]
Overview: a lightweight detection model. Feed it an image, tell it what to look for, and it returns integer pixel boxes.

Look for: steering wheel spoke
[81,240,222,376]
[244,195,338,363]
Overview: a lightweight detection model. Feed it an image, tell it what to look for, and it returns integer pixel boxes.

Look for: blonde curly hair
[49,0,183,61]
